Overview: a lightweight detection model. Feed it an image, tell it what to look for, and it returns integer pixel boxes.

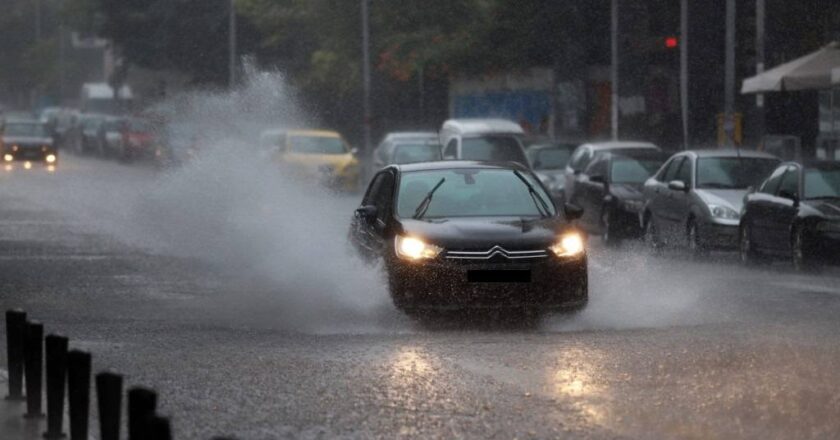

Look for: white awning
[742,42,840,93]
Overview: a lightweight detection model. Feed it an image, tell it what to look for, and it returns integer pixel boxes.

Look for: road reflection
[548,347,610,425]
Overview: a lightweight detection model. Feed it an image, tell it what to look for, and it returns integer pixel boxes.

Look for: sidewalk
[0,369,52,440]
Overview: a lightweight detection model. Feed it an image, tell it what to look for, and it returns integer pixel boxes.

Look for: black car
[1,119,57,164]
[526,141,578,205]
[570,151,670,245]
[349,161,588,317]
[739,161,840,270]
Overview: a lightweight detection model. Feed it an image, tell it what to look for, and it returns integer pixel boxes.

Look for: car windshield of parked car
[804,168,840,199]
[393,143,441,164]
[696,157,779,189]
[397,169,555,218]
[529,147,571,170]
[611,158,664,183]
[461,136,527,163]
[289,135,346,154]
[4,123,46,137]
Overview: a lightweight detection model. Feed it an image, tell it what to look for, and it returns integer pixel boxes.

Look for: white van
[438,118,530,167]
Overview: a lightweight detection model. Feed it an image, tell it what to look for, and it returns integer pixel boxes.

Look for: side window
[655,158,675,181]
[676,156,692,185]
[663,157,684,182]
[777,167,800,197]
[569,147,587,171]
[759,166,787,194]
[374,172,395,221]
[362,173,385,206]
[584,156,607,177]
[443,139,458,159]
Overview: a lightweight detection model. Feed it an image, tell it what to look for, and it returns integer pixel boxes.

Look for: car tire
[792,225,818,273]
[739,222,768,266]
[687,220,708,258]
[643,215,662,254]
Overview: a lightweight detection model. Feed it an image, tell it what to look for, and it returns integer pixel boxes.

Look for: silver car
[641,149,780,254]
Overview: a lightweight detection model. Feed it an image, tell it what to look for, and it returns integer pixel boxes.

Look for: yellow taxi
[263,129,360,191]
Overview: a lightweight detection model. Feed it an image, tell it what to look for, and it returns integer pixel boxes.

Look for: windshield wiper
[413,177,446,220]
[513,170,551,218]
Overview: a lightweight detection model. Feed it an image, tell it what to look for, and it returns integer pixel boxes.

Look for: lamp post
[229,0,237,88]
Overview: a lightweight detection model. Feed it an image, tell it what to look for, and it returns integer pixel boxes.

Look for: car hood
[695,189,747,211]
[282,153,358,173]
[2,136,53,146]
[806,199,840,219]
[610,183,644,200]
[398,217,570,250]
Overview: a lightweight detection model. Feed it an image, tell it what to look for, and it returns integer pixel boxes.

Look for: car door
[765,165,801,253]
[576,156,609,230]
[748,165,787,249]
[656,156,687,236]
[670,155,694,238]
[645,156,678,226]
[565,146,592,203]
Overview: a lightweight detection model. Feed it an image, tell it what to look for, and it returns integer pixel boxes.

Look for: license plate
[467,270,531,283]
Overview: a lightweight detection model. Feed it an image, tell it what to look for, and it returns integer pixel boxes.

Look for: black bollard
[96,372,123,440]
[44,334,69,439]
[24,320,45,418]
[127,387,157,440]
[149,416,172,440]
[67,350,91,440]
[5,309,27,401]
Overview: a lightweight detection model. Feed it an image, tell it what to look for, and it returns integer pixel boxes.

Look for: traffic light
[664,36,679,49]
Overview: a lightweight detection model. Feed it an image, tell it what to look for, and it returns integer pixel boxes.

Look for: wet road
[2,156,840,439]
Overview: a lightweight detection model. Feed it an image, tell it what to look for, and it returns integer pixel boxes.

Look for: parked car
[1,119,57,165]
[526,141,578,204]
[373,136,441,168]
[641,149,780,255]
[264,129,361,191]
[563,141,660,205]
[739,160,840,270]
[570,150,670,245]
[349,160,587,317]
[439,119,530,167]
[78,113,108,155]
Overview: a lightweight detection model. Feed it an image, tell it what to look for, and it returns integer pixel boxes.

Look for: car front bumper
[387,255,588,310]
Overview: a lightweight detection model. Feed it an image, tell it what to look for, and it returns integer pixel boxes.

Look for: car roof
[787,159,840,170]
[287,129,340,138]
[393,160,530,173]
[684,149,779,159]
[528,142,579,151]
[581,141,660,150]
[441,119,525,135]
[601,150,671,160]
[382,131,437,142]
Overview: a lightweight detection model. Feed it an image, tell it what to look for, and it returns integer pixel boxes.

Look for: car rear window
[289,136,346,154]
[461,136,528,165]
[393,143,441,164]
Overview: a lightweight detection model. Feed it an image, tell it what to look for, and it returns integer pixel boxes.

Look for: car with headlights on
[349,161,588,317]
[571,150,669,245]
[1,119,58,165]
[641,149,779,255]
[265,129,360,191]
[739,160,840,270]
[526,141,578,204]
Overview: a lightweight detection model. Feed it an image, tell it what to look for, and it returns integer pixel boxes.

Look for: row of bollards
[4,309,204,440]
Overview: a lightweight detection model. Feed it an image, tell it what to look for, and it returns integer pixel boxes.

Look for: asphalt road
[2,155,840,439]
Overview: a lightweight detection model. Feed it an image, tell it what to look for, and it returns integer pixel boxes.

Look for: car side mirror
[564,203,584,221]
[354,205,378,222]
[668,180,688,192]
[590,175,606,185]
[779,189,799,205]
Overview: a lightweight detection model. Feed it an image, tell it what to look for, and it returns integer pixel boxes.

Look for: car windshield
[529,147,571,170]
[396,168,555,218]
[611,157,664,183]
[461,136,527,164]
[4,123,46,137]
[289,135,346,154]
[393,143,441,164]
[696,157,779,189]
[804,168,840,199]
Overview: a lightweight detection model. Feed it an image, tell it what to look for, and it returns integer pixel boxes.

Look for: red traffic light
[665,36,679,49]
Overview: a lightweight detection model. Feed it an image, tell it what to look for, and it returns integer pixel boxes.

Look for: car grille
[445,245,548,260]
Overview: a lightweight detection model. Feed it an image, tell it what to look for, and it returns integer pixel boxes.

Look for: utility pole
[724,0,736,147]
[361,0,372,173]
[35,0,42,40]
[59,24,66,104]
[680,0,689,150]
[755,0,766,143]
[228,0,237,88]
[610,0,619,140]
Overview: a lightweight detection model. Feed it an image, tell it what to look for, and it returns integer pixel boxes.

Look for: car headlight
[3,154,13,162]
[45,154,56,164]
[815,221,840,233]
[395,235,443,260]
[550,232,585,257]
[708,204,740,220]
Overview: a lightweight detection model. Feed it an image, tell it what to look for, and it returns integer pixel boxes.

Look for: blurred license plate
[467,270,530,283]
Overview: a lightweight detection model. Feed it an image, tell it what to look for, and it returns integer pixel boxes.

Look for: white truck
[80,82,134,115]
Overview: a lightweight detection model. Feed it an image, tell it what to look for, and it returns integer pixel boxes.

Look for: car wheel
[739,222,767,266]
[643,215,661,253]
[601,209,618,247]
[791,226,818,272]
[687,220,708,258]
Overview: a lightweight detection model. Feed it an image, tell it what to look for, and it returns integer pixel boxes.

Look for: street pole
[361,0,372,175]
[680,0,689,150]
[35,0,42,40]
[724,0,736,147]
[755,0,766,144]
[228,0,237,88]
[610,0,619,141]
[59,24,66,105]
